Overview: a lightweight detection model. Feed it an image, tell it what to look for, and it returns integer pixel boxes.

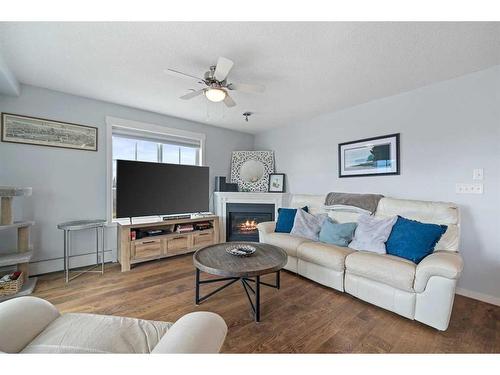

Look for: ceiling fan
[167,57,265,108]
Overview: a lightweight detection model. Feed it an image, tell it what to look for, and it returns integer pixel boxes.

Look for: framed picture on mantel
[268,173,285,192]
[338,133,400,178]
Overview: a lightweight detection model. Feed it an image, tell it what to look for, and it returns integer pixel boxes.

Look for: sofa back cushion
[375,197,459,251]
[289,194,325,215]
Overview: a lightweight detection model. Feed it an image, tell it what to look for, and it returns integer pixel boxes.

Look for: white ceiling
[0,22,499,134]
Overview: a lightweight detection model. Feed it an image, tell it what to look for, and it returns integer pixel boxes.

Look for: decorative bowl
[225,244,256,257]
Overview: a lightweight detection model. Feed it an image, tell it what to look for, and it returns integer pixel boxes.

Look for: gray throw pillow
[348,214,397,254]
[290,209,328,241]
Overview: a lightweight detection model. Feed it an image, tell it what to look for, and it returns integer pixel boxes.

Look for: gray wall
[255,65,500,302]
[0,84,254,274]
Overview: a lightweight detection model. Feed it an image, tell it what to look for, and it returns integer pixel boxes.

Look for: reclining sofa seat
[257,194,463,331]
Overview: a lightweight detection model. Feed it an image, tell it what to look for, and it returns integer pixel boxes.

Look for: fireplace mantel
[214,192,289,242]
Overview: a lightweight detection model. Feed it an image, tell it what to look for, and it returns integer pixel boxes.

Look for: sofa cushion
[21,313,172,353]
[386,216,447,263]
[275,206,308,233]
[345,251,416,292]
[349,214,397,254]
[290,209,328,241]
[297,241,354,272]
[262,232,309,258]
[319,221,357,247]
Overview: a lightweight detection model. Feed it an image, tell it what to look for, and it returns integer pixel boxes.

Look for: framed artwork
[230,151,275,192]
[268,173,285,193]
[1,112,98,151]
[338,133,400,178]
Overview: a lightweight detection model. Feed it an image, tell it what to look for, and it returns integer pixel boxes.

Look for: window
[111,132,201,219]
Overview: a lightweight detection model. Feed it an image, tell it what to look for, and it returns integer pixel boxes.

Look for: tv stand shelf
[117,216,219,272]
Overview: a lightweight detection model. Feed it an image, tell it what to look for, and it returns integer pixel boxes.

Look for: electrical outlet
[456,183,483,194]
[473,168,484,180]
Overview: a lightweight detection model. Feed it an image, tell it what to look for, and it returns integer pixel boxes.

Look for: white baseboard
[29,250,117,276]
[456,287,500,307]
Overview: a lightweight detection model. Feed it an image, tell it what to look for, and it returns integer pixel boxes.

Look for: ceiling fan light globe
[205,88,226,102]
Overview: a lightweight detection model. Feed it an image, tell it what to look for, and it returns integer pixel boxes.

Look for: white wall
[255,65,500,303]
[0,85,254,274]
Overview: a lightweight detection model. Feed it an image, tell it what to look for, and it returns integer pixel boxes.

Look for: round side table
[57,219,106,283]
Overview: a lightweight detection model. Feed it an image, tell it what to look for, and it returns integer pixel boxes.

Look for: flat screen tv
[116,160,209,218]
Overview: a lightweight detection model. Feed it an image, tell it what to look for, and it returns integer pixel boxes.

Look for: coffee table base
[195,269,281,322]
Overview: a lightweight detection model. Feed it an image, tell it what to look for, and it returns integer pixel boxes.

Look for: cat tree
[0,186,37,301]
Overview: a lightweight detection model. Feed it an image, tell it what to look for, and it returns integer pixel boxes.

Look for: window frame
[106,116,206,224]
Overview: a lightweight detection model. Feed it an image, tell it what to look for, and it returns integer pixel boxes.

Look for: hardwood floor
[33,254,500,353]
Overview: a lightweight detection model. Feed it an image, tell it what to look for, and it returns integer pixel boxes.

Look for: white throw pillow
[290,209,328,241]
[348,214,397,254]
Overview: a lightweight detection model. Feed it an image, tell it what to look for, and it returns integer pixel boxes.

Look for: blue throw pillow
[275,206,308,233]
[386,216,447,263]
[319,220,357,247]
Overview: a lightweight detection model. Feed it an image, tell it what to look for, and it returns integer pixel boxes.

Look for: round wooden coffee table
[193,242,287,322]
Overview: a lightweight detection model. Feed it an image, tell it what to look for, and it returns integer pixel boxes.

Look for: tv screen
[116,160,209,218]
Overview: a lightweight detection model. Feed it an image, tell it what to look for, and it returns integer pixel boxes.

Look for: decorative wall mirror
[230,151,275,192]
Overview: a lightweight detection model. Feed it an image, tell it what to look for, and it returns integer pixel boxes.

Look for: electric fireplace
[226,203,275,242]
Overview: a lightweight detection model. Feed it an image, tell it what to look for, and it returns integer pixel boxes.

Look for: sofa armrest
[152,311,227,353]
[414,251,464,293]
[0,296,61,353]
[257,221,276,235]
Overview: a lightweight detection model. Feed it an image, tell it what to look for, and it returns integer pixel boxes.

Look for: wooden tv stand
[117,216,219,272]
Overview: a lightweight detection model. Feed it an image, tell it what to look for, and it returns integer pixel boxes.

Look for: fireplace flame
[238,220,258,232]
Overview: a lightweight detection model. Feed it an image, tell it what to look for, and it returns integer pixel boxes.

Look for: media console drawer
[167,235,189,255]
[132,238,162,259]
[193,230,214,247]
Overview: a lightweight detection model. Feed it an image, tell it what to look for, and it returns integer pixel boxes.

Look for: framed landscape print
[338,133,400,177]
[1,113,98,151]
[268,173,285,192]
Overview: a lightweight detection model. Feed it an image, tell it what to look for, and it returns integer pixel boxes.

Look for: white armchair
[0,296,227,354]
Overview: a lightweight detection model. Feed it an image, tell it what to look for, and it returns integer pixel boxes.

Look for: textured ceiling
[0,22,499,134]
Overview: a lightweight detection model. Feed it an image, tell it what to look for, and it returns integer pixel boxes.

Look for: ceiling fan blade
[223,93,236,107]
[214,57,234,81]
[166,68,204,82]
[180,89,205,100]
[228,82,265,93]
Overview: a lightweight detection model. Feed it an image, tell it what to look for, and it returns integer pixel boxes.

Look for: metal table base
[58,220,106,283]
[195,269,280,322]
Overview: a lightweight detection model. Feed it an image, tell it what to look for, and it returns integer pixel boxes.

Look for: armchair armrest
[152,311,227,353]
[257,221,276,234]
[0,296,61,353]
[414,251,464,293]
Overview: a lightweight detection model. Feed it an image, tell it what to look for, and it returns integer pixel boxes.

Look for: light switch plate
[456,183,483,194]
[473,168,484,180]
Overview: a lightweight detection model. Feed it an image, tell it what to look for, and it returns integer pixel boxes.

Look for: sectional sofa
[257,194,464,331]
